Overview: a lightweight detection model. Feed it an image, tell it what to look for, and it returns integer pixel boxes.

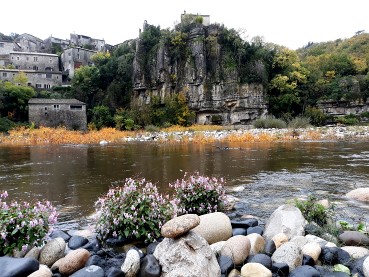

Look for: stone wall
[61,47,96,78]
[0,69,62,88]
[9,52,59,71]
[28,99,87,130]
[318,100,369,116]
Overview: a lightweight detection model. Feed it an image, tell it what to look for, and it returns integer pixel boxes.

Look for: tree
[268,47,308,116]
[0,81,35,121]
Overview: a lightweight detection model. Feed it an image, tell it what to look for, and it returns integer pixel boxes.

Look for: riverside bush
[170,173,226,215]
[294,195,329,226]
[253,117,287,129]
[94,178,174,243]
[0,191,58,255]
[288,117,312,129]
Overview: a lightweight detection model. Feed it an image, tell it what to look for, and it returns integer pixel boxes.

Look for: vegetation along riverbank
[1,124,369,145]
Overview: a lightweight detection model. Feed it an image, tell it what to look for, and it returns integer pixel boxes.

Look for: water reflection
[0,141,369,229]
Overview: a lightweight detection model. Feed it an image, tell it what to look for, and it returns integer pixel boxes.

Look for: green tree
[90,105,114,130]
[0,81,35,121]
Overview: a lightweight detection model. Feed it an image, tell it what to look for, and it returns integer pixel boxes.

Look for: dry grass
[0,126,136,145]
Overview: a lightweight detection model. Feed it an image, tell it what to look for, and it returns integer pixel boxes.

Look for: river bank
[2,125,369,145]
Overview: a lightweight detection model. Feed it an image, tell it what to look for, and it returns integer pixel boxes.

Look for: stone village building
[0,52,62,89]
[28,98,87,130]
[61,47,97,79]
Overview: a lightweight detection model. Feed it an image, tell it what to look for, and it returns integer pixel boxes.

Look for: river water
[1,140,369,230]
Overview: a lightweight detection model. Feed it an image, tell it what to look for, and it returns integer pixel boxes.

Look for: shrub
[145,125,160,132]
[304,106,326,126]
[170,173,226,215]
[294,195,329,226]
[288,117,312,129]
[335,114,359,125]
[0,191,58,255]
[0,117,15,132]
[94,178,174,243]
[253,117,287,129]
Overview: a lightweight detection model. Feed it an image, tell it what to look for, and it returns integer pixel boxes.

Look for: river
[1,140,369,230]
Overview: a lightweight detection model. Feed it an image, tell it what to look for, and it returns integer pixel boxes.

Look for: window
[16,56,20,60]
[77,54,80,59]
[15,66,20,69]
[2,73,7,77]
[49,58,53,64]
[44,107,47,110]
[0,43,4,48]
[26,57,29,61]
[46,73,52,78]
[27,83,32,86]
[36,84,42,88]
[33,66,39,70]
[70,105,82,111]
[44,84,51,89]
[68,52,71,56]
[34,57,38,62]
[53,104,60,110]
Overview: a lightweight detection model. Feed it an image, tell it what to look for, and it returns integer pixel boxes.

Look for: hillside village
[0,33,112,90]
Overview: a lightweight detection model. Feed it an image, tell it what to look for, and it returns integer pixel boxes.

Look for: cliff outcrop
[132,22,267,125]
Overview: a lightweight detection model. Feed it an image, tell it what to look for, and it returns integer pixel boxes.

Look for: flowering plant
[0,191,58,256]
[170,172,227,215]
[94,178,174,243]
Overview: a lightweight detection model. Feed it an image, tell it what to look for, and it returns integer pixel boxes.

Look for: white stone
[302,242,321,262]
[154,231,220,277]
[246,233,265,255]
[264,204,307,240]
[210,241,226,256]
[121,249,140,277]
[341,246,369,259]
[240,263,272,277]
[271,241,302,271]
[363,255,369,277]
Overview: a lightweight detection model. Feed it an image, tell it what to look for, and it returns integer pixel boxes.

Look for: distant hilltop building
[0,32,110,88]
[181,11,210,26]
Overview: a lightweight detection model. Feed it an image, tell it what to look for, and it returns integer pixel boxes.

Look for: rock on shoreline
[1,206,369,276]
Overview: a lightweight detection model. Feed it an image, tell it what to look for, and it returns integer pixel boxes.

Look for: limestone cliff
[132,22,267,125]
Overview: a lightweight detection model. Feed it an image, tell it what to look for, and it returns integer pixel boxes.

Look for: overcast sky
[2,0,368,49]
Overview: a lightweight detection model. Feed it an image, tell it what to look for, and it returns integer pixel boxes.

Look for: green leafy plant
[294,195,329,225]
[170,173,226,215]
[0,191,58,255]
[94,178,174,243]
[253,117,287,129]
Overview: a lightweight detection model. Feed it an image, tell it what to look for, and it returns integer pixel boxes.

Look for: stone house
[14,33,45,52]
[61,47,96,79]
[0,52,62,89]
[70,33,105,52]
[28,98,87,130]
[43,36,70,53]
[181,11,210,26]
[0,69,62,89]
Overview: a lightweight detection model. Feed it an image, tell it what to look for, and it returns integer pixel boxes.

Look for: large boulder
[192,212,232,244]
[161,214,200,238]
[289,265,320,277]
[153,230,220,277]
[264,204,307,240]
[39,237,66,267]
[58,248,91,275]
[271,241,303,271]
[220,235,251,265]
[346,187,369,202]
[339,231,369,246]
[0,257,39,277]
[68,235,89,250]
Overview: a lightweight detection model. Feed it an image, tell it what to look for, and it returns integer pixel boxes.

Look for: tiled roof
[28,98,85,105]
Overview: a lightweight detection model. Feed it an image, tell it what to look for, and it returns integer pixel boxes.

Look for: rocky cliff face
[132,23,267,125]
